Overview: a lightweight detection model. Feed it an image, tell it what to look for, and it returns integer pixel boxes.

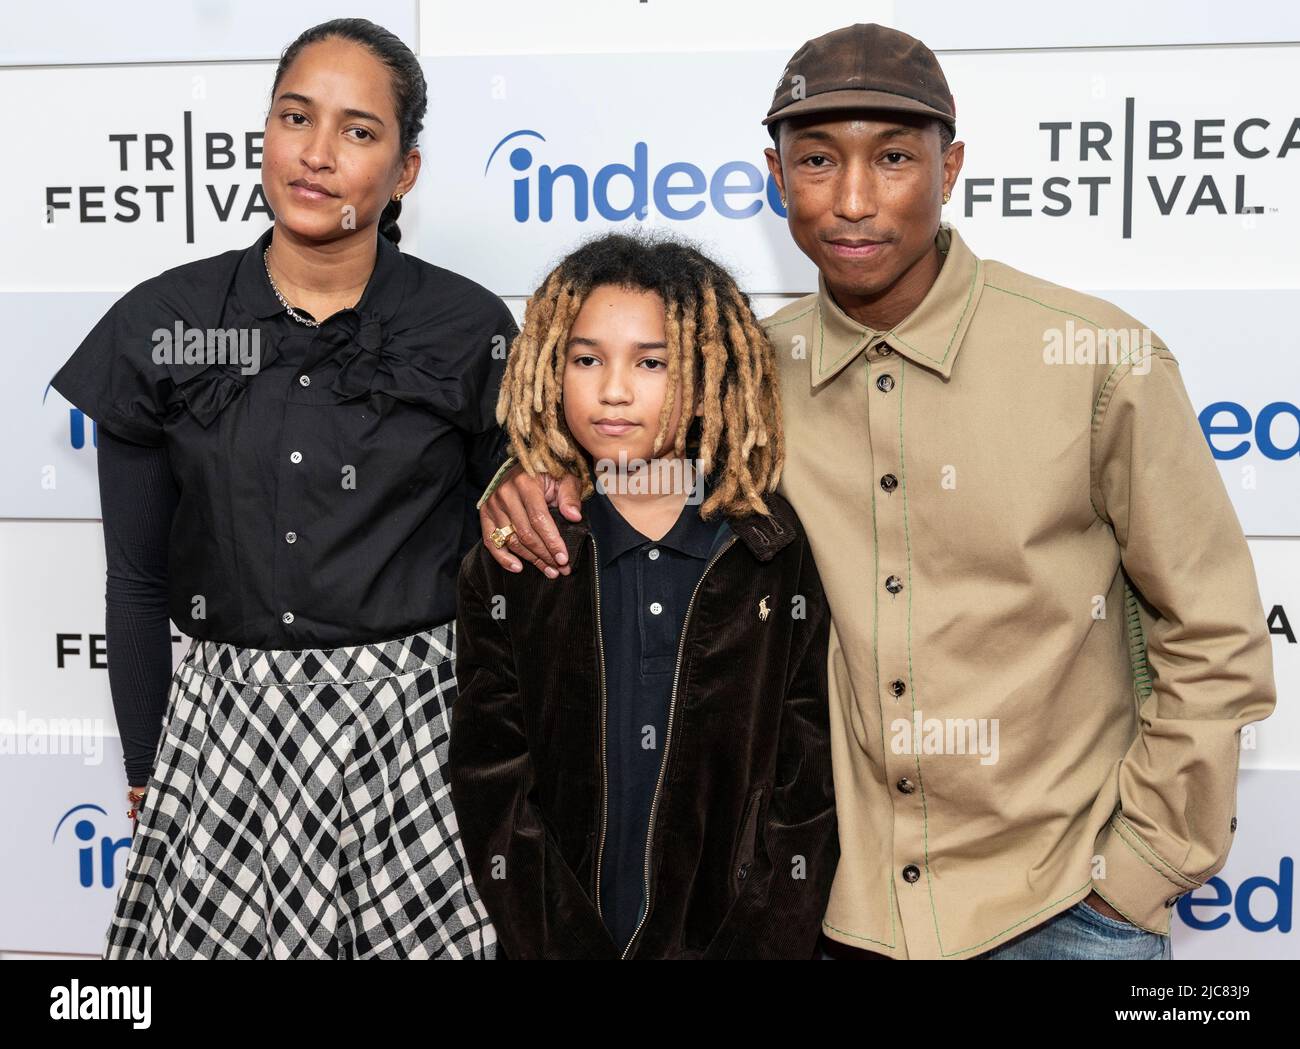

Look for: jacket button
[876,374,894,393]
[878,345,893,356]
[896,778,915,794]
[902,864,920,884]
[737,863,750,881]
[889,678,907,698]
[885,575,903,595]
[1230,816,1237,832]
[880,473,898,493]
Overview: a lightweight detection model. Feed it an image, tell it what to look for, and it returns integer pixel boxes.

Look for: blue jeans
[975,898,1172,960]
[816,899,1172,960]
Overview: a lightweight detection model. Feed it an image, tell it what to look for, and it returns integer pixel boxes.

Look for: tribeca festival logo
[43,102,271,243]
[51,804,131,890]
[960,99,1298,236]
[485,130,788,223]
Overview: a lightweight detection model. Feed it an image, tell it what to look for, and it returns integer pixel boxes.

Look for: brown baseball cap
[763,23,956,140]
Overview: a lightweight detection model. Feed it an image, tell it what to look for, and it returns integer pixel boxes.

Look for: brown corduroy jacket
[447,491,838,959]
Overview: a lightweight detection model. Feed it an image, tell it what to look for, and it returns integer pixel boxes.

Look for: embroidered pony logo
[758,595,772,621]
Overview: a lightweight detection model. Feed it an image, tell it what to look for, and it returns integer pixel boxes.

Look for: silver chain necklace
[263,246,321,328]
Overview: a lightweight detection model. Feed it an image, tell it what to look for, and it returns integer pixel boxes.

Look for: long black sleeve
[96,427,179,786]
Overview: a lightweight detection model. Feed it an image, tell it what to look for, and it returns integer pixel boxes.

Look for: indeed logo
[53,804,131,889]
[1198,401,1300,461]
[485,130,787,223]
[1177,857,1292,933]
[43,384,98,449]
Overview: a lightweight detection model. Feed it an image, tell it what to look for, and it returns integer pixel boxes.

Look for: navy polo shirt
[586,483,732,953]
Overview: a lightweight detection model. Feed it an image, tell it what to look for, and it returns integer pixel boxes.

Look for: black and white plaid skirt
[104,622,496,959]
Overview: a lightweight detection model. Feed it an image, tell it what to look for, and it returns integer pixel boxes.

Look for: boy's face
[562,283,695,468]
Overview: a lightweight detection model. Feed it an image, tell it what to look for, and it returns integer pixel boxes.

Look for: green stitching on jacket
[1112,812,1200,889]
[816,300,871,377]
[865,354,897,950]
[1124,579,1154,702]
[887,258,981,367]
[764,301,815,328]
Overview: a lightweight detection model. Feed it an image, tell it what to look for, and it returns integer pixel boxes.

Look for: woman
[50,18,507,958]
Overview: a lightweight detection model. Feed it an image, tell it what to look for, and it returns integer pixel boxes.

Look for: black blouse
[52,225,516,651]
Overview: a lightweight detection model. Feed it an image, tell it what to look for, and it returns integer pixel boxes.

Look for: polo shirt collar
[234,224,409,325]
[586,476,720,567]
[810,223,985,388]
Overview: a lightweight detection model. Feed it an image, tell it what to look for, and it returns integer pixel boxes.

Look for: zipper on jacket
[591,532,611,922]
[621,532,739,960]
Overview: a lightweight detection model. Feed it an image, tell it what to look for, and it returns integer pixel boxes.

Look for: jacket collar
[810,223,985,388]
[554,485,801,566]
[233,224,409,326]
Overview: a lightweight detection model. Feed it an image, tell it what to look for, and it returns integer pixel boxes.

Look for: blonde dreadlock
[497,231,784,521]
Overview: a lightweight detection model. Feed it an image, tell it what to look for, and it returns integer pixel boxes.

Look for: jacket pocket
[734,786,765,888]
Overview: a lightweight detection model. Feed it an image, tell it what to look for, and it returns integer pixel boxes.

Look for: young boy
[448,233,838,959]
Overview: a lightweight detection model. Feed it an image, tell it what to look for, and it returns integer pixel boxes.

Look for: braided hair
[498,231,785,521]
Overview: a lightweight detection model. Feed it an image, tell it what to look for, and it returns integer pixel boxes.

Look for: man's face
[764,112,963,304]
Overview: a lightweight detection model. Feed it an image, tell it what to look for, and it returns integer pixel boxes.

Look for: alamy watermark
[152,322,261,375]
[1042,320,1153,375]
[593,453,706,502]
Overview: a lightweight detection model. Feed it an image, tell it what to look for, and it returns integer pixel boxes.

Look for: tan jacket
[764,224,1276,958]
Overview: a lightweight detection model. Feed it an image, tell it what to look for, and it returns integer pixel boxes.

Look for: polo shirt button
[876,374,894,393]
[885,575,903,594]
[282,611,295,625]
[878,345,893,356]
[298,374,311,387]
[896,778,915,795]
[649,602,663,615]
[285,531,297,544]
[290,451,303,464]
[880,473,898,493]
[902,864,920,883]
[889,678,907,697]
[648,548,660,560]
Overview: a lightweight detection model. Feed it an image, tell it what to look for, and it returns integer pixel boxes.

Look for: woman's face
[262,37,419,242]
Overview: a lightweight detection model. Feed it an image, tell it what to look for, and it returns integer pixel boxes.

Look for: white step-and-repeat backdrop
[1,0,1296,957]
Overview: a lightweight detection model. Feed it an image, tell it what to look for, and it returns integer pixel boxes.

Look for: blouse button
[649,602,663,615]
[281,611,295,625]
[285,531,297,544]
[647,548,660,561]
[298,374,311,387]
[290,451,303,464]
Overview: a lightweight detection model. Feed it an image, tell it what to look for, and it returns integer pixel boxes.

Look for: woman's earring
[780,195,788,208]
[392,191,404,202]
[942,190,951,204]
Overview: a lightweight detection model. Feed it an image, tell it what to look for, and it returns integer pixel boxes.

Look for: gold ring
[489,524,516,549]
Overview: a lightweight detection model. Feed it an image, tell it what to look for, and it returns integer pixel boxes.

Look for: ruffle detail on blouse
[324,310,473,426]
[162,317,282,429]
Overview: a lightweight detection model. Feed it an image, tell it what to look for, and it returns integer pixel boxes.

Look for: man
[474,23,1276,959]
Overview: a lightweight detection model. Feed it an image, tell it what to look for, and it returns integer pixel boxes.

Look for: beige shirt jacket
[764,224,1276,958]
